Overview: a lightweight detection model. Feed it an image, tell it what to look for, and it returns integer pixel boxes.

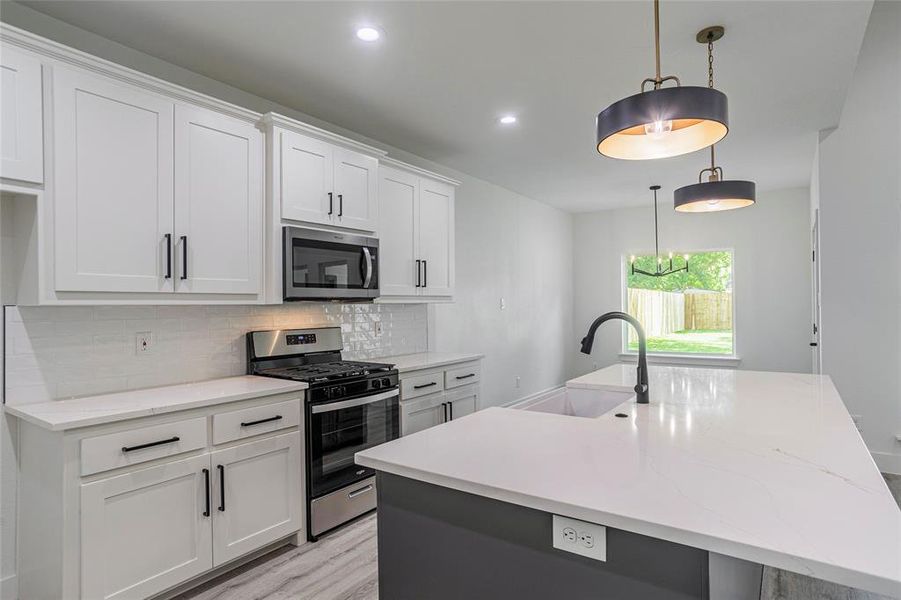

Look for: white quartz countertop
[357,365,901,596]
[373,352,483,373]
[4,376,307,431]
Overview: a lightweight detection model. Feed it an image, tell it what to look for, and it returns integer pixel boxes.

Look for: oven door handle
[311,389,398,413]
[362,247,373,289]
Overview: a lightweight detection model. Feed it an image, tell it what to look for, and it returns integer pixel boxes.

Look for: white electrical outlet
[135,332,153,355]
[552,515,606,561]
[500,298,506,310]
[374,321,383,337]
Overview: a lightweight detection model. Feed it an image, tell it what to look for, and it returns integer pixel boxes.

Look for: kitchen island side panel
[376,473,709,600]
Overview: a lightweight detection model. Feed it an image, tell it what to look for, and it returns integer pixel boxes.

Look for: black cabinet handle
[809,342,818,347]
[414,382,437,390]
[338,194,343,217]
[240,415,282,427]
[121,436,180,453]
[455,373,476,380]
[415,259,421,287]
[180,235,188,280]
[164,233,172,279]
[202,468,211,517]
[423,260,427,287]
[448,401,453,421]
[217,464,225,512]
[328,192,334,215]
[442,402,448,422]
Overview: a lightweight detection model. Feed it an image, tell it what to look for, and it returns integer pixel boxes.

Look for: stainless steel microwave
[283,226,379,301]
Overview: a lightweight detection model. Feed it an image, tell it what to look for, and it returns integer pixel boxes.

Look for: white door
[174,105,262,294]
[379,167,419,296]
[446,387,478,421]
[81,454,213,600]
[418,178,455,297]
[53,67,175,293]
[280,130,333,225]
[333,147,378,231]
[211,432,301,566]
[0,44,43,183]
[401,392,446,436]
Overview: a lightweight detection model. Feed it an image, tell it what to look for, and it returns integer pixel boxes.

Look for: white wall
[430,178,573,407]
[571,188,813,377]
[815,1,901,473]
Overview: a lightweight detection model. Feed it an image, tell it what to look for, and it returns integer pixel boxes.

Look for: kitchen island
[356,365,900,599]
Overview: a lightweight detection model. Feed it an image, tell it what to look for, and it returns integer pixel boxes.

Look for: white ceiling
[18,1,872,212]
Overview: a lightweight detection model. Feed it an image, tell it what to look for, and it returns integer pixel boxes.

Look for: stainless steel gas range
[246,327,399,541]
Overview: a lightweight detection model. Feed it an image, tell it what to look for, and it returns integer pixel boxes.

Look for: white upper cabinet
[277,128,378,232]
[333,146,378,231]
[52,67,175,293]
[379,166,419,296]
[378,162,457,300]
[418,178,455,297]
[280,130,333,226]
[1,44,43,183]
[174,104,263,294]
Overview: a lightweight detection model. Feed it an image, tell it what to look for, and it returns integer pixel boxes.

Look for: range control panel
[286,333,317,346]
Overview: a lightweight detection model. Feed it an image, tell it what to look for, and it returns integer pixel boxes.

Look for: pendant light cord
[705,30,721,178]
[642,0,680,91]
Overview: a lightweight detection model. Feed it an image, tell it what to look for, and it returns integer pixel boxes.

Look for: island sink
[517,388,634,418]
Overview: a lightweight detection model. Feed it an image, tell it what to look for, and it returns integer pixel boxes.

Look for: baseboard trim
[872,451,901,475]
[502,385,565,409]
[1,573,18,600]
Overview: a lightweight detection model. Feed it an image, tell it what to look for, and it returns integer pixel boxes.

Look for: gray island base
[376,473,761,599]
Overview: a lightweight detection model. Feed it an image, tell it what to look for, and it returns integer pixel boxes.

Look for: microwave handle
[362,247,373,289]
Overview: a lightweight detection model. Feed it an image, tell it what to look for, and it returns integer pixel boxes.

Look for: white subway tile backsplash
[4,303,427,405]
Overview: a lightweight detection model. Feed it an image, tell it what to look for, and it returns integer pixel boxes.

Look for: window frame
[619,248,739,360]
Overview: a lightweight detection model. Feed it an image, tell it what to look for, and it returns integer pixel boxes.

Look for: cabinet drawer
[212,398,301,445]
[445,362,481,389]
[81,417,207,476]
[401,372,445,400]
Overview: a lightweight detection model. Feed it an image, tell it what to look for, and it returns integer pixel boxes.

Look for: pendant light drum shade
[674,179,755,212]
[596,86,728,160]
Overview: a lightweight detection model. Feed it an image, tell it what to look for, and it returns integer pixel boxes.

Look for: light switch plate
[552,514,607,562]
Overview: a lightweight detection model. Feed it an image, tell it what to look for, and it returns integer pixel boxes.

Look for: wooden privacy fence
[627,288,732,341]
[684,290,733,330]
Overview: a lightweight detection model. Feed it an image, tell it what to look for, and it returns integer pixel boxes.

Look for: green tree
[627,251,732,292]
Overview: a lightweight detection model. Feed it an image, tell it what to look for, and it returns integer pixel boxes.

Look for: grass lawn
[627,329,733,355]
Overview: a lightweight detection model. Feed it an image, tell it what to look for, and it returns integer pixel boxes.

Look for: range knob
[372,379,382,389]
[382,378,392,387]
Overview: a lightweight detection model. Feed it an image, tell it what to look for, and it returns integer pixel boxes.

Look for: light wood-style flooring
[178,474,901,600]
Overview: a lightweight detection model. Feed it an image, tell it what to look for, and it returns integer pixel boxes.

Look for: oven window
[309,396,398,497]
[292,239,365,289]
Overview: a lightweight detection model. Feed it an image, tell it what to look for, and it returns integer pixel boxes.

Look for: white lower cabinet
[401,392,447,436]
[81,454,213,600]
[399,359,482,436]
[211,433,302,565]
[446,385,478,421]
[16,392,304,600]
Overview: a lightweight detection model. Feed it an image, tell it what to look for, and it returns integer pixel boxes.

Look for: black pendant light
[674,27,755,212]
[630,186,690,277]
[596,0,728,160]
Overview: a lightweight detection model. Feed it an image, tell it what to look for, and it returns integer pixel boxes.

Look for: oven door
[283,227,379,300]
[308,388,399,498]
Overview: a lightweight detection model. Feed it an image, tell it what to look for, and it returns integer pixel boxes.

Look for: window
[623,250,734,356]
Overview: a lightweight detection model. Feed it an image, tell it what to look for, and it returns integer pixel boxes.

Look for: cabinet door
[174,105,262,294]
[418,178,455,297]
[378,167,419,296]
[81,454,213,600]
[211,432,301,566]
[1,44,43,183]
[333,147,378,231]
[401,392,446,436]
[280,130,333,225]
[53,67,175,293]
[447,386,478,421]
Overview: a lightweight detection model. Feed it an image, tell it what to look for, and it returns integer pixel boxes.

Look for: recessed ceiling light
[499,115,517,125]
[356,27,381,42]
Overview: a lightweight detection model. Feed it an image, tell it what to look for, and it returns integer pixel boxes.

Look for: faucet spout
[580,311,649,404]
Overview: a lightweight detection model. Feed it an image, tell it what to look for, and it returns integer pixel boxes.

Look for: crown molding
[0,23,261,123]
[261,112,387,158]
[379,156,461,186]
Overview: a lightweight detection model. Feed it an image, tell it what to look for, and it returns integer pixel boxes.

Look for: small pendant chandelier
[631,185,690,277]
[596,0,729,160]
[674,27,756,212]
